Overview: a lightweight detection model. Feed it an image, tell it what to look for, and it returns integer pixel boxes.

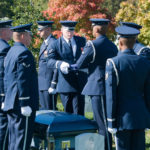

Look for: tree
[32,0,49,11]
[10,0,46,61]
[0,0,14,18]
[0,0,49,19]
[43,0,115,40]
[102,0,126,17]
[115,0,150,46]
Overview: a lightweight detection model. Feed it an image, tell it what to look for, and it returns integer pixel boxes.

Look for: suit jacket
[38,35,57,90]
[105,49,150,130]
[75,35,118,95]
[47,35,87,93]
[0,39,10,105]
[4,42,39,111]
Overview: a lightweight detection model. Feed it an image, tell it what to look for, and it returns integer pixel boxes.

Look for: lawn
[146,130,150,150]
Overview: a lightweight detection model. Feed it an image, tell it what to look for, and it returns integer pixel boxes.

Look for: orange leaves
[32,37,42,49]
[52,30,62,38]
[90,13,107,19]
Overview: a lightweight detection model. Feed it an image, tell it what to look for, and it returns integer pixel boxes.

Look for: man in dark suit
[47,21,86,115]
[37,21,57,110]
[105,25,150,150]
[70,18,118,150]
[120,22,150,60]
[0,20,12,150]
[3,24,39,150]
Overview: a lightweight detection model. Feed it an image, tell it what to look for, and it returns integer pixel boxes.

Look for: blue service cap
[11,23,32,32]
[0,20,12,28]
[120,21,142,30]
[37,21,54,31]
[60,20,77,31]
[115,25,140,38]
[90,18,110,26]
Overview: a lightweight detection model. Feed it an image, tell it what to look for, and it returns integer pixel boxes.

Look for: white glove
[21,106,32,117]
[60,62,70,74]
[48,87,56,94]
[108,127,117,134]
[1,102,4,110]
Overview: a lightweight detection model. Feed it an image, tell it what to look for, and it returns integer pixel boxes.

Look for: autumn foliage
[43,0,115,40]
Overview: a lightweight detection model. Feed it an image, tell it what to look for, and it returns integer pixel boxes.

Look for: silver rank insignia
[48,49,53,54]
[22,62,30,68]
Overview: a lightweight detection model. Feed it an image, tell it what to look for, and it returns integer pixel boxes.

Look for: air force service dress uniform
[105,26,150,150]
[71,19,118,150]
[3,24,39,150]
[0,20,12,150]
[37,21,57,110]
[47,21,86,115]
[120,22,150,60]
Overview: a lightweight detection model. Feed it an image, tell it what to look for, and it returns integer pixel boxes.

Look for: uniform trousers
[115,129,145,150]
[7,109,35,150]
[39,90,57,110]
[0,110,8,150]
[60,93,85,115]
[91,95,112,150]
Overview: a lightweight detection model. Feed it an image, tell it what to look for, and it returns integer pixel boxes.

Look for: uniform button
[74,59,76,61]
[76,72,79,75]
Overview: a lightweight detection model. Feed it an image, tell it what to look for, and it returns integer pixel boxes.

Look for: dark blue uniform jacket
[47,36,86,93]
[106,49,150,130]
[75,35,118,95]
[0,39,10,105]
[4,42,39,111]
[38,35,57,90]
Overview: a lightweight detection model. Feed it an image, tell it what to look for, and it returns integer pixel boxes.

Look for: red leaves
[89,2,96,9]
[43,0,114,39]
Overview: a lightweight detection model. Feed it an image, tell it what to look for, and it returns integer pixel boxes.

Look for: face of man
[38,27,51,39]
[5,28,13,41]
[92,26,97,37]
[0,28,13,41]
[61,27,74,40]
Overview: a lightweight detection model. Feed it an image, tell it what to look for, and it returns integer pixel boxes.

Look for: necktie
[69,40,74,56]
[68,40,72,50]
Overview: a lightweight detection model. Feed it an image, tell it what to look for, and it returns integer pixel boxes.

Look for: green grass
[146,130,150,150]
[57,97,93,119]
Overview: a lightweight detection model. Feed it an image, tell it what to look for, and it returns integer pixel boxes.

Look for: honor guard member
[70,18,118,150]
[47,21,86,115]
[37,21,57,110]
[0,20,12,150]
[120,21,150,60]
[3,24,39,150]
[105,25,150,150]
